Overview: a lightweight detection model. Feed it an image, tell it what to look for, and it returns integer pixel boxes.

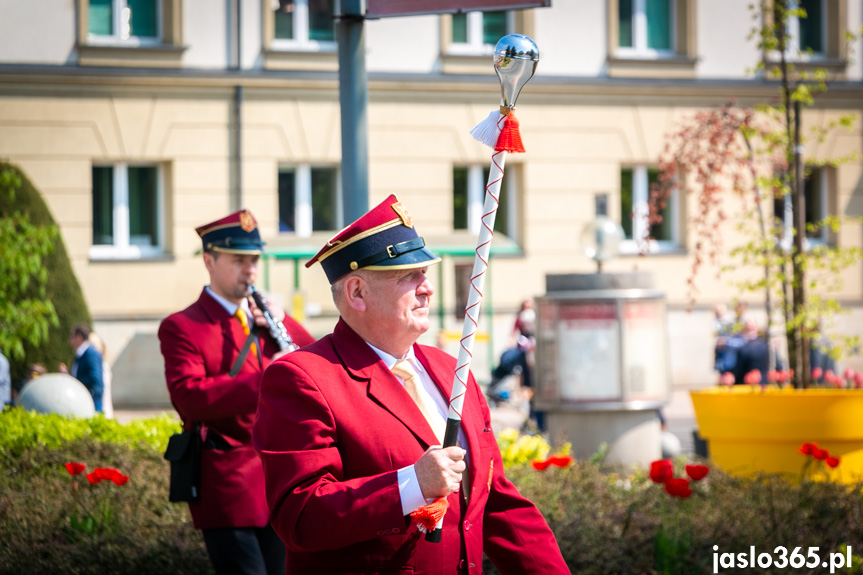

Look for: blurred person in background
[88,332,113,418]
[60,324,103,412]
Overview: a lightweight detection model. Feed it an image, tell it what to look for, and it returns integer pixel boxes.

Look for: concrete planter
[690,386,863,483]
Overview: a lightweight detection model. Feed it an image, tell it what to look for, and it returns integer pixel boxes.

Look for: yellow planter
[690,386,863,483]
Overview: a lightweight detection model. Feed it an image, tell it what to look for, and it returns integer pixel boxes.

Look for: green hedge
[3,410,863,574]
[0,161,92,383]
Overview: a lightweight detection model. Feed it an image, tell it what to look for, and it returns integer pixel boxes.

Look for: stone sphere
[18,373,96,418]
[660,430,682,459]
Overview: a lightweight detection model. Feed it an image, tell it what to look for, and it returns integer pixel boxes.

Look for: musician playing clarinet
[158,209,315,575]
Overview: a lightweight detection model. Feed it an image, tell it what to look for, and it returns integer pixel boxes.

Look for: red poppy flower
[547,455,574,468]
[93,467,130,486]
[664,477,692,498]
[86,471,104,484]
[825,456,841,468]
[685,464,709,481]
[798,442,818,456]
[649,459,674,484]
[531,459,551,471]
[64,462,86,476]
[813,449,829,461]
[812,367,823,380]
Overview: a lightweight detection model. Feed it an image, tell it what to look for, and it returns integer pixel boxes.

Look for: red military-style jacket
[253,319,569,574]
[159,288,315,530]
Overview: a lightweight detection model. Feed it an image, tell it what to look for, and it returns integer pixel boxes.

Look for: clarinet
[247,284,299,353]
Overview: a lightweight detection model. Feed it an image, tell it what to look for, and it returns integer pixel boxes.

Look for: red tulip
[649,459,674,483]
[855,373,863,388]
[743,370,761,385]
[531,459,551,471]
[844,368,855,380]
[798,442,818,456]
[547,455,574,468]
[664,477,692,498]
[720,372,735,386]
[812,367,823,380]
[768,370,778,384]
[825,456,841,468]
[813,449,829,461]
[64,462,86,476]
[685,464,709,481]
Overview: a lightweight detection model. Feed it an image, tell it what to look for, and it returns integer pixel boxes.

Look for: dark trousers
[202,524,286,575]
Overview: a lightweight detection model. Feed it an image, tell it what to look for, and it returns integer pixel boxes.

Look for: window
[278,166,341,237]
[449,11,510,55]
[91,164,163,259]
[87,0,159,45]
[782,0,825,58]
[453,165,517,241]
[272,0,335,49]
[617,0,674,57]
[774,167,832,248]
[620,166,679,253]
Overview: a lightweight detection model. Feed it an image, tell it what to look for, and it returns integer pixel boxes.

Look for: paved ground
[116,387,701,456]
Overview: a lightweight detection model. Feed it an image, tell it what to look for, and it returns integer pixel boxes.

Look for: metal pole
[336,0,369,222]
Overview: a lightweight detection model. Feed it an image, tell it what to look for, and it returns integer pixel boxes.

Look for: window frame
[761,0,848,75]
[776,166,833,250]
[85,0,162,46]
[619,165,680,255]
[447,10,513,56]
[89,163,165,260]
[615,0,677,59]
[269,0,337,52]
[277,164,342,238]
[453,164,519,244]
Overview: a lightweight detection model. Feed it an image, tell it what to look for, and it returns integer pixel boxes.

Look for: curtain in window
[646,0,671,50]
[92,167,114,245]
[482,11,507,46]
[799,0,823,53]
[89,0,114,36]
[128,166,158,247]
[618,0,633,48]
[127,0,158,37]
[308,0,335,42]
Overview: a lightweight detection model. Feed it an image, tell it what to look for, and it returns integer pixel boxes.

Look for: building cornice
[0,64,861,106]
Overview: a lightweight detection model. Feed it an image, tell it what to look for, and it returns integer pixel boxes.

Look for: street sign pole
[337,0,370,223]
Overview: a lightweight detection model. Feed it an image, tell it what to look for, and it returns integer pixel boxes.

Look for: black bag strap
[230,326,262,377]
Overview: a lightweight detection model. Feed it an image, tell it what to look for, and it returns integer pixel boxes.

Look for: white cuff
[397,465,427,516]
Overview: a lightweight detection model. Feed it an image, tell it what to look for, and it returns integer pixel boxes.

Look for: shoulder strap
[229,327,262,377]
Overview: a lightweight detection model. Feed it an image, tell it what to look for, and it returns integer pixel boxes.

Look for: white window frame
[87,0,161,46]
[271,0,336,52]
[89,163,165,260]
[620,165,679,254]
[458,164,518,242]
[616,0,676,59]
[278,164,342,238]
[448,11,513,56]
[784,0,826,60]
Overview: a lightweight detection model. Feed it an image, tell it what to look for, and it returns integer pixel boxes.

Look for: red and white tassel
[494,112,525,153]
[410,497,449,534]
[470,110,504,148]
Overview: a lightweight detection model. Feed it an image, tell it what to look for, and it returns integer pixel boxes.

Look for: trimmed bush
[0,161,91,383]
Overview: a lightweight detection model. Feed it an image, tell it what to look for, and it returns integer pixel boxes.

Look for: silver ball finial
[494,34,539,110]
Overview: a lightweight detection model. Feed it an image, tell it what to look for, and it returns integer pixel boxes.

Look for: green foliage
[0,408,181,461]
[0,167,59,362]
[0,162,92,383]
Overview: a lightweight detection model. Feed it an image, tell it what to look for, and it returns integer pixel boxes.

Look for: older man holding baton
[253,194,567,574]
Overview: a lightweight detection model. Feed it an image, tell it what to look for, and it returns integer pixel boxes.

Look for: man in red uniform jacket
[159,209,315,575]
[253,195,568,574]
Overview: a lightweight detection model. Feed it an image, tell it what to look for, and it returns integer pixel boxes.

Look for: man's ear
[343,274,367,312]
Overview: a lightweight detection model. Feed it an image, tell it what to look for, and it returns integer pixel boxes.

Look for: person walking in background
[733,319,777,385]
[60,324,104,412]
[253,195,568,574]
[88,332,113,418]
[0,348,10,407]
[159,209,315,575]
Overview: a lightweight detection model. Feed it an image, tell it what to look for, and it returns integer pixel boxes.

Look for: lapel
[415,344,482,495]
[197,288,258,366]
[330,319,440,449]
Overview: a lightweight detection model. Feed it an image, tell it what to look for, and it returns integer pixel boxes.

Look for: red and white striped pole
[411,34,539,542]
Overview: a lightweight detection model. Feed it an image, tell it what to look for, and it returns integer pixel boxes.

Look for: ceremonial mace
[412,34,539,543]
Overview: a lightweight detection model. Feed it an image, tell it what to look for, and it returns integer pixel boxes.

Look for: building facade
[1,0,861,406]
